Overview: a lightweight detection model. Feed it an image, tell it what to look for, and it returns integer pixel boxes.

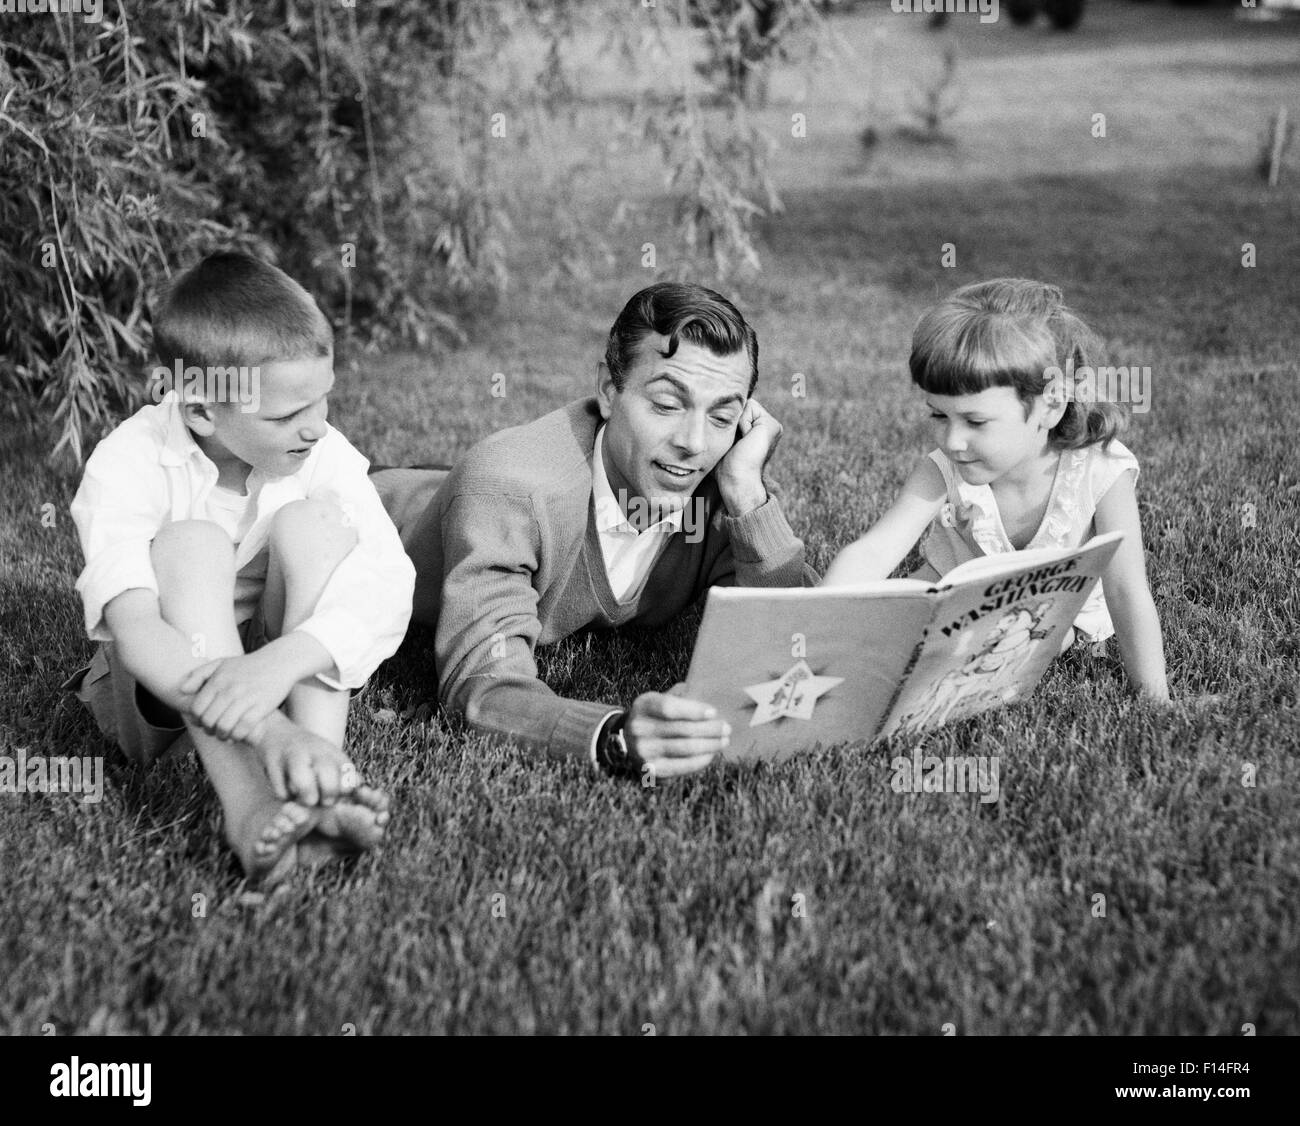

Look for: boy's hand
[258,719,358,807]
[180,648,302,743]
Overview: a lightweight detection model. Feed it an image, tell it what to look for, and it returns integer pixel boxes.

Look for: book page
[878,533,1123,739]
[684,587,935,763]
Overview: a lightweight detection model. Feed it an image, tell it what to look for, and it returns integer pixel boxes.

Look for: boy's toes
[351,784,390,814]
[313,799,386,854]
[240,801,317,886]
[272,804,312,836]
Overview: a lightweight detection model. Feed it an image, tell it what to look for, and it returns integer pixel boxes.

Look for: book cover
[683,532,1123,761]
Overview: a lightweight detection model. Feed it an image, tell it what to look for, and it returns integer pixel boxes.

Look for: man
[373,282,816,780]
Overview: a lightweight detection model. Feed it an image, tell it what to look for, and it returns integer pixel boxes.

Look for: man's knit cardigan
[375,398,816,761]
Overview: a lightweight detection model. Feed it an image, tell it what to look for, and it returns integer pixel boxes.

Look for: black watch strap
[596,712,635,775]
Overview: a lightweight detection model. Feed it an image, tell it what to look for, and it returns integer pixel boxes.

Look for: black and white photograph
[1,0,1295,1103]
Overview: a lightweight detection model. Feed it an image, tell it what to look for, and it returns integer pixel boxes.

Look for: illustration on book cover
[894,600,1057,735]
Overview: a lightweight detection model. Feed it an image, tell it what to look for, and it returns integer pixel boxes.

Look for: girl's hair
[909,278,1127,449]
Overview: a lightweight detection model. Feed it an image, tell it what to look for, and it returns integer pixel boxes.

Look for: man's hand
[180,646,304,744]
[622,683,729,780]
[715,398,782,518]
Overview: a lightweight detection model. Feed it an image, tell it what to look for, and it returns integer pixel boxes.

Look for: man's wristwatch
[596,712,636,776]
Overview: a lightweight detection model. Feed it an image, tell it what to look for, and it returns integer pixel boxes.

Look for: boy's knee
[269,499,357,559]
[151,519,235,567]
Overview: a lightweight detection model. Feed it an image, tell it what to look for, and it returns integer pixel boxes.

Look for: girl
[824,278,1168,701]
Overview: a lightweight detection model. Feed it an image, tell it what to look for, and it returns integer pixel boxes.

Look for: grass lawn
[2,1,1298,1034]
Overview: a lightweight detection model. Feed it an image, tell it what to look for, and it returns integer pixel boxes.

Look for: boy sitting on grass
[65,252,415,885]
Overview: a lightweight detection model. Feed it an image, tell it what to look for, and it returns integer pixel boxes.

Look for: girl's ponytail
[1045,301,1129,450]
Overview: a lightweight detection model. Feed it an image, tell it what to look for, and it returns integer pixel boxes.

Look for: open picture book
[683,531,1124,762]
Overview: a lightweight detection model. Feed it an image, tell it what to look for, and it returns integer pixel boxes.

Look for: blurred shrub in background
[0,0,825,461]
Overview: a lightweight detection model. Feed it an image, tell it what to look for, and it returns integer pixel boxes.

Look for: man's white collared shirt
[591,426,683,603]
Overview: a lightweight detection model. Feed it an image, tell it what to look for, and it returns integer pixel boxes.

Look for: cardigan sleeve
[702,487,819,589]
[433,489,623,762]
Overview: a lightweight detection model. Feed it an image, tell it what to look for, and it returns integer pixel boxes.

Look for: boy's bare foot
[297,785,390,864]
[227,799,317,887]
[255,715,358,807]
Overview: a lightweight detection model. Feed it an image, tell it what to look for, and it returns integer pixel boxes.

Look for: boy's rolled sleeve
[291,438,415,690]
[70,432,169,640]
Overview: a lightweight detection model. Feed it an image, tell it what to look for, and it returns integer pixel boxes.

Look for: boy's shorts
[62,613,269,768]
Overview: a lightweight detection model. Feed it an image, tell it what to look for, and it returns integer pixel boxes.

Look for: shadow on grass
[759,164,1300,351]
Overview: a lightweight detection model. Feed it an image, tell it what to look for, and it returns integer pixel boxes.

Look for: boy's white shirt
[70,393,415,690]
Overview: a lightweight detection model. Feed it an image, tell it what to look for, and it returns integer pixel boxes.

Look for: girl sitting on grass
[824,277,1169,701]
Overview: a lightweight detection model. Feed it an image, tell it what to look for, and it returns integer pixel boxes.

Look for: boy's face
[595,337,751,525]
[925,385,1061,485]
[186,355,334,480]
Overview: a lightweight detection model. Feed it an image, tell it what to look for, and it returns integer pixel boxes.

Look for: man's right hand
[622,684,729,779]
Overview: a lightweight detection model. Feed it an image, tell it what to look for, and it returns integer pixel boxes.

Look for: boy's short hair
[153,252,333,372]
[604,281,759,395]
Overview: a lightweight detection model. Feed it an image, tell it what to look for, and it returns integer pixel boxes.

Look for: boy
[66,252,415,885]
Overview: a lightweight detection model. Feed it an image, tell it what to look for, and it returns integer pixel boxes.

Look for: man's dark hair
[603,282,758,394]
[153,251,333,371]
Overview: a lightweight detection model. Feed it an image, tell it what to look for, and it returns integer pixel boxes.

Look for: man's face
[597,337,752,524]
[189,355,334,481]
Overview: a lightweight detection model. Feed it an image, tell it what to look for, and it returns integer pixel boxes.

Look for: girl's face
[925,385,1061,485]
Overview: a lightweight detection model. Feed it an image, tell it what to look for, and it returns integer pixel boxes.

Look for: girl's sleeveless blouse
[920,440,1140,641]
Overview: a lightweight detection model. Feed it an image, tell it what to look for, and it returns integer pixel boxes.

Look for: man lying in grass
[65,253,414,884]
[373,282,817,782]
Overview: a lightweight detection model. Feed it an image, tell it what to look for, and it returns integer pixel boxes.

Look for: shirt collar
[157,392,281,497]
[592,426,684,536]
